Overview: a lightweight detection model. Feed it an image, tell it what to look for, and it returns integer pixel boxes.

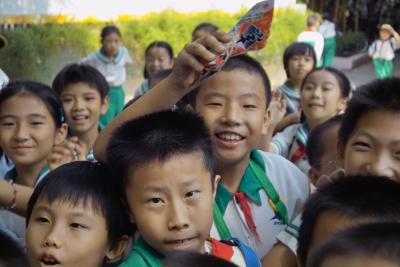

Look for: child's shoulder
[206,237,261,267]
[119,238,162,267]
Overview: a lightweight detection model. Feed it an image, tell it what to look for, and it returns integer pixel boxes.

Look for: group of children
[0,19,399,267]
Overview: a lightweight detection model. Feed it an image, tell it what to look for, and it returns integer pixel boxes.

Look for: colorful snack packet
[200,0,275,81]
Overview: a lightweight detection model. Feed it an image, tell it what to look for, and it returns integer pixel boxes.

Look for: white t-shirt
[210,150,309,258]
[319,21,336,39]
[0,68,9,89]
[81,46,132,87]
[369,38,400,61]
[297,31,325,63]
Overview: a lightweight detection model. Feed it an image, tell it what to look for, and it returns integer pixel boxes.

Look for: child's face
[287,54,314,82]
[125,151,218,256]
[102,32,121,57]
[0,95,65,169]
[341,110,400,182]
[26,198,116,267]
[320,256,399,267]
[301,70,346,126]
[192,70,269,166]
[60,83,108,137]
[145,47,174,75]
[379,29,391,41]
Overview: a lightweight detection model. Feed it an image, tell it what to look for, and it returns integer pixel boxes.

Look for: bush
[0,8,308,83]
[336,31,368,57]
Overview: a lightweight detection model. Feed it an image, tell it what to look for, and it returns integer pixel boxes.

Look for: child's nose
[221,103,242,125]
[43,226,64,249]
[167,202,190,231]
[366,153,395,179]
[14,123,29,141]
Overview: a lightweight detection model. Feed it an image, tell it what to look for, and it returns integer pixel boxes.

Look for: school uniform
[277,83,301,114]
[275,214,302,255]
[271,123,310,174]
[210,150,309,258]
[297,31,325,67]
[319,21,336,67]
[81,47,133,126]
[369,37,400,79]
[134,80,150,99]
[119,237,260,267]
[0,165,50,248]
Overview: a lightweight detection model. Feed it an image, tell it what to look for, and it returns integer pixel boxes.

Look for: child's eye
[70,223,87,229]
[185,190,200,198]
[352,141,371,151]
[149,198,164,204]
[35,216,50,224]
[84,97,95,101]
[207,102,222,107]
[243,104,257,109]
[62,98,73,103]
[31,121,44,126]
[0,121,15,127]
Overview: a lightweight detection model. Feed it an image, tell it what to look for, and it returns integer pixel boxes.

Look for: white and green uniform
[210,150,309,258]
[319,20,336,67]
[277,83,300,114]
[297,31,325,67]
[369,37,400,79]
[271,123,310,174]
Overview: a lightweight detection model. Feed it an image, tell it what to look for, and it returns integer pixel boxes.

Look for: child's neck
[287,79,302,92]
[216,154,250,193]
[71,125,99,155]
[15,159,47,187]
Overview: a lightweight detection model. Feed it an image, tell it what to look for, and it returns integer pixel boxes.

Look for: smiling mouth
[164,237,197,248]
[215,133,244,142]
[72,115,89,121]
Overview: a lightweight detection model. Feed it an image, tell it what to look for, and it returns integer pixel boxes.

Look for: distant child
[269,67,350,174]
[318,13,336,67]
[81,25,132,126]
[337,77,400,181]
[26,161,130,267]
[368,24,400,79]
[107,111,261,267]
[192,22,219,41]
[0,228,30,267]
[134,41,174,99]
[297,15,324,67]
[275,42,317,131]
[164,251,238,267]
[95,32,309,259]
[307,223,400,267]
[307,115,343,186]
[0,33,9,90]
[49,63,110,168]
[0,81,67,245]
[297,175,400,267]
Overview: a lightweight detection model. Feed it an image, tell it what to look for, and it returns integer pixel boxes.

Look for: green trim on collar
[95,47,124,64]
[119,238,163,267]
[214,150,265,214]
[4,164,49,186]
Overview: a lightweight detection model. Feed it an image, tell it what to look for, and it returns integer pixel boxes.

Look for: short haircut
[164,251,238,267]
[0,228,30,267]
[0,81,64,128]
[283,42,317,78]
[52,63,109,100]
[101,25,121,40]
[307,222,400,267]
[192,22,219,38]
[26,161,131,249]
[107,110,216,198]
[144,41,174,79]
[297,175,400,267]
[307,15,320,27]
[338,77,400,152]
[307,115,343,169]
[184,54,272,109]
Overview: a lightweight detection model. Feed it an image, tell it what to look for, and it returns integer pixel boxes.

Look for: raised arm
[94,32,231,162]
[0,179,34,217]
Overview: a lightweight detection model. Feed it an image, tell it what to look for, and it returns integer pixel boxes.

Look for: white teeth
[218,133,242,141]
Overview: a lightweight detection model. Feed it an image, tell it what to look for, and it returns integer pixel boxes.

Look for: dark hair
[307,115,343,168]
[149,68,173,88]
[26,161,131,249]
[144,41,174,79]
[192,22,219,40]
[322,12,332,21]
[307,223,400,267]
[338,77,400,152]
[52,63,109,101]
[184,54,272,109]
[164,251,238,267]
[307,15,320,27]
[297,175,400,267]
[283,42,317,78]
[101,25,121,41]
[0,81,64,128]
[107,110,216,199]
[0,228,30,267]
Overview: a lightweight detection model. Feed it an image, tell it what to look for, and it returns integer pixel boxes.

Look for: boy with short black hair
[49,63,110,167]
[25,161,130,267]
[307,223,400,267]
[96,32,309,260]
[297,175,400,267]
[107,110,260,266]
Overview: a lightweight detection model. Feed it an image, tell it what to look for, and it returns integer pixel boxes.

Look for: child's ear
[105,235,129,262]
[261,108,272,135]
[337,97,348,113]
[308,167,320,187]
[212,175,221,200]
[54,123,68,146]
[100,96,110,115]
[185,104,194,112]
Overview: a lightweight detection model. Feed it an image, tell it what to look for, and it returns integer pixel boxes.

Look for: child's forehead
[62,82,100,93]
[35,195,103,216]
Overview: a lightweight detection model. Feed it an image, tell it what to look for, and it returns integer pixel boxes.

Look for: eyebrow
[203,92,261,100]
[240,92,261,100]
[0,114,47,119]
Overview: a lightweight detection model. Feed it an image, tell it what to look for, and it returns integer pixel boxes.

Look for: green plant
[336,32,368,57]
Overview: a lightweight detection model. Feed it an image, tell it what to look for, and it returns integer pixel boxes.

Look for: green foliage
[336,32,368,57]
[0,8,308,82]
